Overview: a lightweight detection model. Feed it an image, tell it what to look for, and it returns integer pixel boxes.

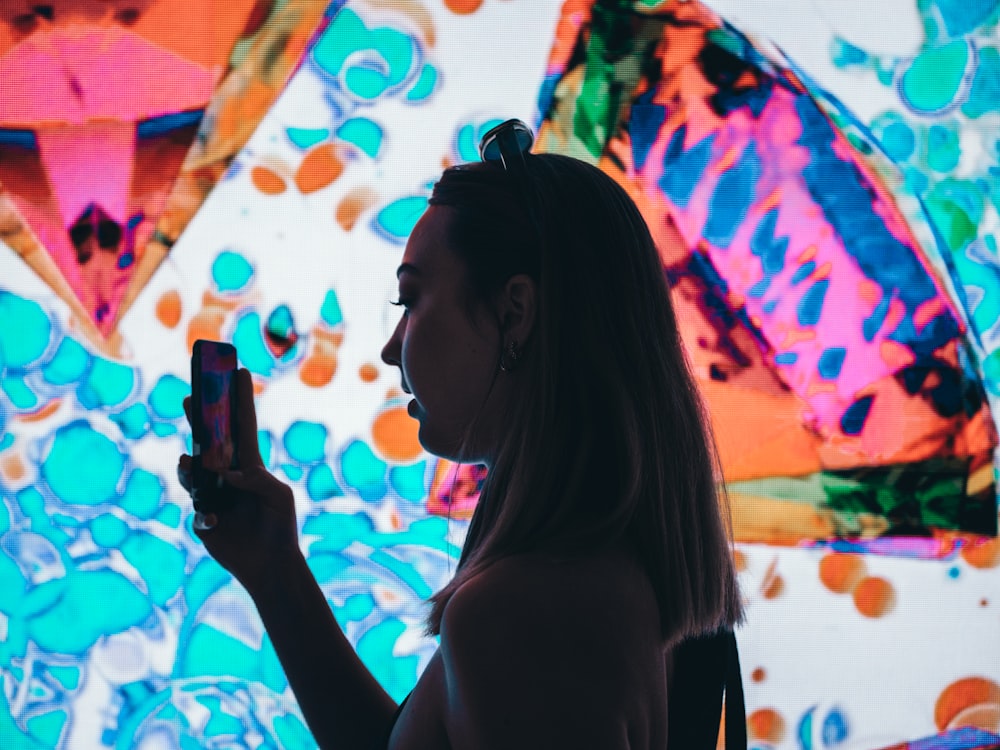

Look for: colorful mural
[0,1,998,748]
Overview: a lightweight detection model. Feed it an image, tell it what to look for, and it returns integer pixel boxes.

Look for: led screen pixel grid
[0,1,999,748]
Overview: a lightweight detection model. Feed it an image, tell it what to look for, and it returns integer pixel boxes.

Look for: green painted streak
[42,337,89,385]
[0,292,50,369]
[42,423,124,506]
[925,194,977,251]
[900,41,969,112]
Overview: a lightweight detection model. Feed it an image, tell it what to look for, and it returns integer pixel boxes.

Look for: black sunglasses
[478,119,544,249]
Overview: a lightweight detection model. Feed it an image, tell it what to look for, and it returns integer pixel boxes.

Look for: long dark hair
[424,153,743,643]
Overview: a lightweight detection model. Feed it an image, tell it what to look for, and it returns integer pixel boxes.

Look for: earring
[499,339,521,373]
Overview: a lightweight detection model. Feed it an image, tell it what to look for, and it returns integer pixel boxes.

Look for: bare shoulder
[440,549,664,750]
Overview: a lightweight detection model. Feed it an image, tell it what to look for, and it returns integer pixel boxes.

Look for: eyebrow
[396,263,421,278]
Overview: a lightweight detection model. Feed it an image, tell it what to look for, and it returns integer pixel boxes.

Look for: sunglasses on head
[479,118,534,173]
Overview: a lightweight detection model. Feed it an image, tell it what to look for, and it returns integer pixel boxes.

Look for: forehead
[400,204,460,276]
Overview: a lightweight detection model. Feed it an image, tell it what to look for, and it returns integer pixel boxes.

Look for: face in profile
[381,205,505,464]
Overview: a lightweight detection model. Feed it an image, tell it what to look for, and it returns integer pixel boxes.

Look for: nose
[381,318,401,368]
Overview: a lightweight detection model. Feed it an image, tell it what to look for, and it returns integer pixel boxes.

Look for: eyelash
[390,298,413,311]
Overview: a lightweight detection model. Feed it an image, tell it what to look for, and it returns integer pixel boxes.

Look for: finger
[177,456,193,492]
[235,368,264,468]
[183,396,191,425]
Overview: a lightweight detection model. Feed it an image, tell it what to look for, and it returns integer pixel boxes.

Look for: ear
[496,273,537,345]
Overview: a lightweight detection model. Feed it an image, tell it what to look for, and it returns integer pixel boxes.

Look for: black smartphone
[191,339,239,511]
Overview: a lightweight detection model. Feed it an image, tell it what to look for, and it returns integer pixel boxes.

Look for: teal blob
[320,290,344,327]
[336,118,383,159]
[389,461,427,502]
[2,375,37,409]
[232,313,275,376]
[962,46,1000,118]
[42,422,124,505]
[312,9,415,95]
[370,548,432,598]
[406,63,438,102]
[149,374,189,419]
[110,403,150,440]
[307,463,343,500]
[356,618,419,703]
[900,41,970,113]
[0,499,8,535]
[286,127,330,149]
[24,710,67,747]
[0,292,51,369]
[184,557,231,615]
[120,469,164,520]
[47,665,80,691]
[42,337,90,385]
[151,422,177,437]
[345,65,390,100]
[266,304,296,340]
[273,713,312,749]
[0,550,27,613]
[456,123,478,162]
[79,357,135,408]
[200,696,244,738]
[306,551,352,583]
[0,433,13,452]
[212,251,255,293]
[872,112,916,162]
[28,570,151,654]
[830,36,868,68]
[334,592,375,622]
[178,625,285,693]
[375,196,428,243]
[284,421,328,464]
[156,503,181,528]
[281,463,304,481]
[926,124,961,172]
[90,513,129,548]
[340,440,387,501]
[121,531,186,607]
[302,511,373,553]
[983,350,1000,396]
[932,0,998,37]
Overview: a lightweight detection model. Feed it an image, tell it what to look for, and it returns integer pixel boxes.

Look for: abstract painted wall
[0,1,997,747]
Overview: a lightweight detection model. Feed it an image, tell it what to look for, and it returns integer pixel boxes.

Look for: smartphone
[191,340,239,511]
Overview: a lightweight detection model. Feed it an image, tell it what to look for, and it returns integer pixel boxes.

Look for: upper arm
[439,560,636,749]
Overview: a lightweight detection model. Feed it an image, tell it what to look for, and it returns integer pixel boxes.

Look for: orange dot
[444,0,484,13]
[761,573,784,600]
[961,537,1000,569]
[371,405,423,463]
[819,552,866,594]
[295,144,343,194]
[1,453,25,481]
[300,354,337,388]
[935,677,1000,731]
[981,599,989,607]
[358,363,379,383]
[732,549,747,572]
[251,165,287,194]
[751,667,766,683]
[747,708,785,743]
[156,289,182,328]
[335,186,377,231]
[852,576,895,618]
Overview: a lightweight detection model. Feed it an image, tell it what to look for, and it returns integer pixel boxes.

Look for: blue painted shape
[797,279,830,327]
[703,142,761,248]
[406,63,438,101]
[775,352,798,365]
[284,421,328,464]
[818,347,847,380]
[374,196,428,243]
[791,260,816,285]
[659,126,716,208]
[2,375,36,409]
[336,118,383,159]
[111,403,149,439]
[232,312,276,376]
[841,395,875,435]
[148,374,188,419]
[307,464,343,500]
[933,0,997,37]
[0,293,51,369]
[750,208,788,275]
[41,337,89,385]
[630,102,666,172]
[320,290,343,327]
[340,440,388,502]
[390,461,427,502]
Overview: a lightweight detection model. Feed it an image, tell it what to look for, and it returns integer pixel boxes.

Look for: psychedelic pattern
[0,0,998,748]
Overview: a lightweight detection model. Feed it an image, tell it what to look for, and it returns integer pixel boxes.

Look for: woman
[179,120,745,749]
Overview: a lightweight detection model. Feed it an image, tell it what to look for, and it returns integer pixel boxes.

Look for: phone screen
[191,340,239,492]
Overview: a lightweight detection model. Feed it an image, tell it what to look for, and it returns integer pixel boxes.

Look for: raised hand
[178,368,302,593]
